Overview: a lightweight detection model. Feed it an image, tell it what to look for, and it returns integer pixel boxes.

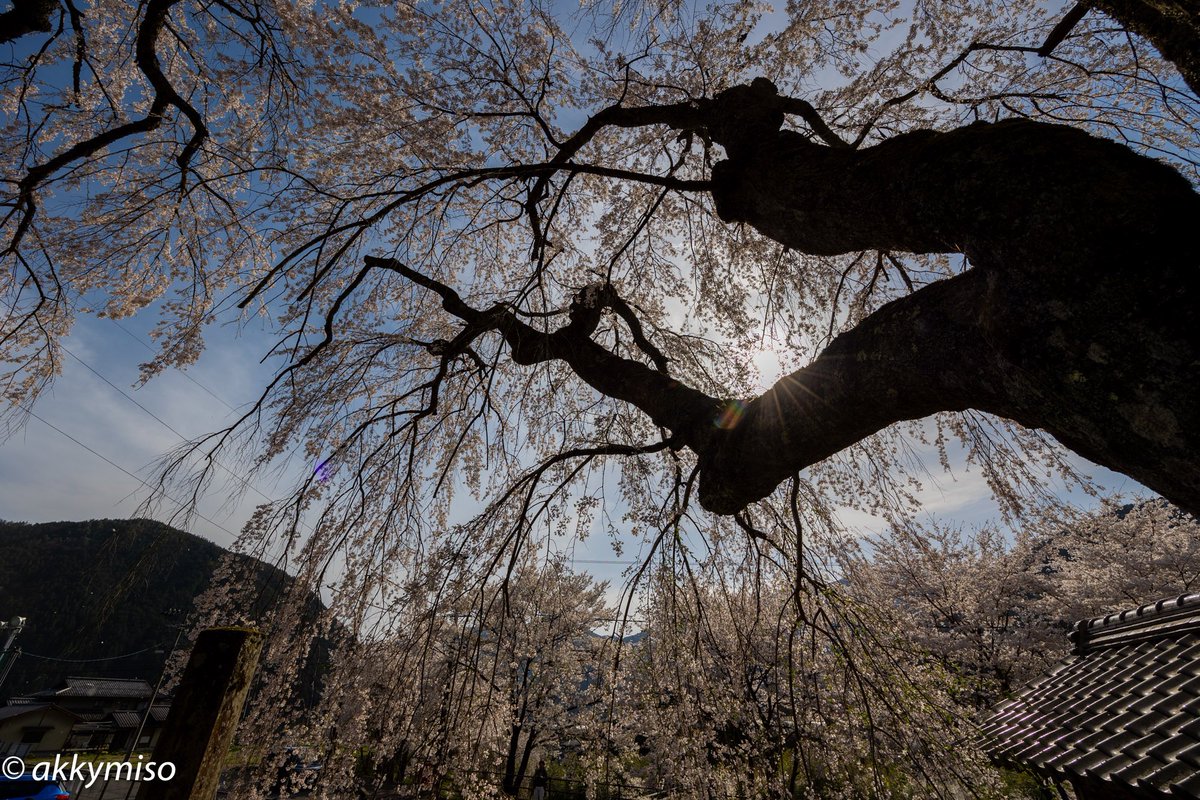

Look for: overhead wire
[108,318,238,412]
[17,404,242,542]
[59,341,279,508]
[55,329,320,549]
[20,646,160,663]
[30,323,638,623]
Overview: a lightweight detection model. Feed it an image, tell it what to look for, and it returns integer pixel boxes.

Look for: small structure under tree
[984,594,1200,799]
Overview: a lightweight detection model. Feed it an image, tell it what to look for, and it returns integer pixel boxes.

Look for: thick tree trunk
[380,80,1200,517]
[695,90,1200,514]
[501,721,537,796]
[0,0,57,44]
[1095,0,1200,95]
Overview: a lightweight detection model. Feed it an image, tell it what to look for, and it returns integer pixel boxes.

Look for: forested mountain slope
[0,518,297,696]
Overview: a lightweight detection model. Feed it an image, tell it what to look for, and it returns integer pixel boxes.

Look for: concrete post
[137,627,263,800]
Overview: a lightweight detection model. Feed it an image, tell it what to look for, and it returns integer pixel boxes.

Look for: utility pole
[96,610,187,800]
[0,616,26,694]
[114,623,186,800]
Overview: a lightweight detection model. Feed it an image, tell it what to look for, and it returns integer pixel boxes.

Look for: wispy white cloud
[0,316,279,549]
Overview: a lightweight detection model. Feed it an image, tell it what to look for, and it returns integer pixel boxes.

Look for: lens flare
[714,399,746,430]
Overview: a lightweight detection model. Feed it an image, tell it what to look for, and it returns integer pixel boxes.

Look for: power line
[20,646,159,663]
[59,335,322,547]
[60,342,278,508]
[108,318,237,412]
[18,405,242,542]
[56,326,630,573]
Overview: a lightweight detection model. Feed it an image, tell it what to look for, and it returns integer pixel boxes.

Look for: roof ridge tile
[1072,594,1200,654]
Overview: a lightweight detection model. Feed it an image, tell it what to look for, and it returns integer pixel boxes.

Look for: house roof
[109,711,142,729]
[982,593,1200,797]
[106,704,169,729]
[0,703,82,723]
[30,676,154,699]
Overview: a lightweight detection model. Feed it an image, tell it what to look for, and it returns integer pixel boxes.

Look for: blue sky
[0,311,276,547]
[0,304,1140,550]
[0,307,653,599]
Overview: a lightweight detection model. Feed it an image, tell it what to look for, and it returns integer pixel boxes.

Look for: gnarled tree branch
[375,79,1200,518]
[363,256,721,441]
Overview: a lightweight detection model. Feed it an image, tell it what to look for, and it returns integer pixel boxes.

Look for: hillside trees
[480,564,611,796]
[1039,499,1200,622]
[0,518,310,694]
[848,523,1060,711]
[848,500,1200,713]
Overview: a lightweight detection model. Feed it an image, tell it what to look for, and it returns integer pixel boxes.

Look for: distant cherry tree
[618,559,1004,798]
[210,555,612,798]
[1039,499,1200,618]
[849,500,1200,712]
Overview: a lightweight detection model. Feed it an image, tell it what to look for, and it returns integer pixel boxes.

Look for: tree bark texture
[691,82,1200,514]
[1095,0,1200,95]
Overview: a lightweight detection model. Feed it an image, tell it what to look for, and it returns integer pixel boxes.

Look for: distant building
[5,676,170,753]
[983,594,1200,799]
[0,704,80,756]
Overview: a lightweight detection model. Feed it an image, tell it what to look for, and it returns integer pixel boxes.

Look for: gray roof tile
[31,676,155,699]
[110,711,142,729]
[1170,769,1200,797]
[1173,743,1200,772]
[1141,760,1193,786]
[983,593,1200,795]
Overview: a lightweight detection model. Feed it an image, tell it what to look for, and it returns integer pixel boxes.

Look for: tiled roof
[0,704,51,722]
[109,711,142,729]
[105,705,170,728]
[0,703,82,722]
[982,593,1200,797]
[32,676,154,699]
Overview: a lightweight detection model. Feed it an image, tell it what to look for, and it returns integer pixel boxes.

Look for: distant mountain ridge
[0,518,295,697]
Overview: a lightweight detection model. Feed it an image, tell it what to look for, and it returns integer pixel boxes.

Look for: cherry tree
[2,0,1199,528]
[847,523,1062,710]
[848,501,1200,713]
[4,0,1200,791]
[2,0,1192,645]
[0,0,1197,576]
[617,556,1004,798]
[210,554,612,798]
[1041,498,1200,621]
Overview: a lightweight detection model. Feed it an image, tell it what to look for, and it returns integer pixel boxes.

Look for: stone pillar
[138,627,263,800]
